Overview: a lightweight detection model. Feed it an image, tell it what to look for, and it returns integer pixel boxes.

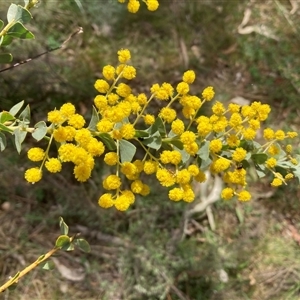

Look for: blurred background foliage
[1,0,300,299]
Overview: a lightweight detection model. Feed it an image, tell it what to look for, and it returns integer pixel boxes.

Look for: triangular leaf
[149,117,166,136]
[0,123,13,133]
[197,140,210,161]
[14,127,27,153]
[0,35,13,46]
[0,53,13,63]
[292,165,300,183]
[0,132,7,151]
[174,147,190,164]
[9,100,24,116]
[169,138,183,150]
[59,217,69,235]
[37,254,45,262]
[119,139,136,163]
[7,22,34,39]
[61,242,75,251]
[8,283,18,291]
[0,111,15,124]
[55,235,70,248]
[41,260,55,270]
[99,133,116,150]
[142,130,162,150]
[87,106,99,131]
[251,153,268,164]
[7,4,32,24]
[32,121,47,141]
[74,238,91,253]
[135,130,149,139]
[19,104,31,122]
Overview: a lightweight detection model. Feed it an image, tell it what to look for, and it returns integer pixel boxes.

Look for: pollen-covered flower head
[202,86,215,101]
[117,49,131,63]
[182,70,196,84]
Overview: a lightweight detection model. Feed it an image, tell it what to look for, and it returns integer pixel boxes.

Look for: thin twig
[0,27,83,73]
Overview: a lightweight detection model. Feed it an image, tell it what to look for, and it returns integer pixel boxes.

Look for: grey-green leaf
[32,121,47,141]
[251,153,268,164]
[0,132,7,151]
[74,238,91,253]
[119,139,136,163]
[197,140,210,161]
[19,104,31,122]
[7,4,32,24]
[14,127,27,153]
[142,131,162,150]
[99,133,116,150]
[41,260,55,271]
[87,106,99,131]
[59,217,69,235]
[9,100,24,116]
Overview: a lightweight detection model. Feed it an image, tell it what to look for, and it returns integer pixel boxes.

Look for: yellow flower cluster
[25,103,105,184]
[118,0,159,13]
[25,48,299,211]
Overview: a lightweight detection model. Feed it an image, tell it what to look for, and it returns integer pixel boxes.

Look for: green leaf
[292,165,300,183]
[74,238,91,253]
[11,271,20,281]
[197,156,212,169]
[59,217,69,235]
[169,139,183,150]
[251,153,268,164]
[9,100,24,116]
[41,260,55,270]
[99,133,116,150]
[87,106,99,131]
[274,166,288,177]
[8,283,18,291]
[161,141,173,151]
[235,207,244,224]
[0,35,13,46]
[174,147,190,164]
[7,22,34,39]
[0,53,13,63]
[0,132,7,151]
[0,123,13,133]
[149,117,166,136]
[7,4,32,24]
[238,160,250,169]
[135,130,149,139]
[0,111,15,124]
[19,104,31,122]
[32,121,47,141]
[240,140,255,152]
[197,140,210,161]
[55,235,71,248]
[14,127,27,153]
[0,19,4,31]
[61,242,75,251]
[142,131,162,150]
[37,254,45,262]
[119,139,136,163]
[255,165,266,178]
